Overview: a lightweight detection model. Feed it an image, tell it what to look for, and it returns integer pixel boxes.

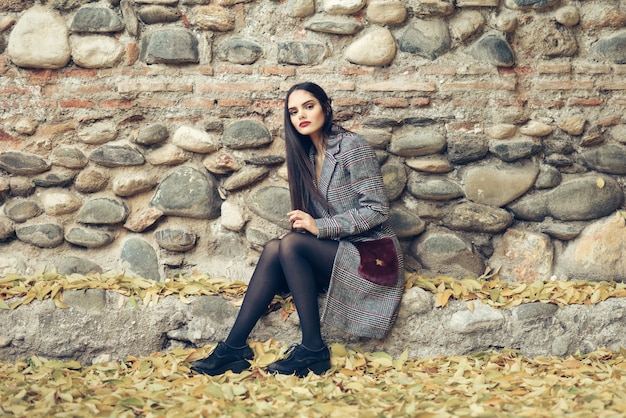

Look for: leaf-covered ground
[2,341,626,417]
[2,271,626,417]
[2,269,626,313]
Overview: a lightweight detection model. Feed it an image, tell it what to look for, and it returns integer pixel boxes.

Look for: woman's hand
[288,210,319,236]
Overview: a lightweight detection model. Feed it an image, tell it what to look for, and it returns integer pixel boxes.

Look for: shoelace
[281,343,327,359]
[282,344,301,359]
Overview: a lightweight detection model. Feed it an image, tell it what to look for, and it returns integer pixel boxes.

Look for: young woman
[191,82,405,377]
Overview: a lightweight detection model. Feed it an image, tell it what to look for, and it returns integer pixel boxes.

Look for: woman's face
[287,89,326,138]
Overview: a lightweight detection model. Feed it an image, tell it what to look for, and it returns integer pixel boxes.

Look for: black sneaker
[267,344,331,377]
[190,341,254,376]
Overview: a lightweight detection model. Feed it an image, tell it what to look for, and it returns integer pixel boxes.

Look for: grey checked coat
[310,128,405,339]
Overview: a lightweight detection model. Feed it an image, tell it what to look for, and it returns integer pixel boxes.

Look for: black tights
[225,232,339,350]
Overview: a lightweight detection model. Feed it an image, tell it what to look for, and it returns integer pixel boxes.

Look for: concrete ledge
[1,287,626,364]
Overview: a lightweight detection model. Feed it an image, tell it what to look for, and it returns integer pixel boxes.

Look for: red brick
[136,98,177,108]
[374,98,409,108]
[99,99,135,109]
[596,81,626,90]
[199,66,215,76]
[179,98,216,109]
[62,68,97,78]
[419,65,456,76]
[457,64,497,75]
[60,99,95,108]
[24,69,59,84]
[573,64,611,74]
[597,116,622,126]
[614,65,626,74]
[217,65,254,75]
[126,43,139,66]
[527,99,565,109]
[536,63,571,74]
[297,66,336,75]
[449,98,489,108]
[361,81,437,92]
[339,66,375,76]
[441,80,516,91]
[533,80,594,90]
[31,100,57,109]
[567,97,603,106]
[260,66,296,76]
[180,9,190,28]
[0,86,29,95]
[499,66,533,75]
[410,97,431,107]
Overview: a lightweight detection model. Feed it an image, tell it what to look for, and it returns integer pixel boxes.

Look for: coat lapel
[316,133,342,200]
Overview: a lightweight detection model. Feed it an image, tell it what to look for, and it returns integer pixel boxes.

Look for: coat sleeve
[315,135,390,239]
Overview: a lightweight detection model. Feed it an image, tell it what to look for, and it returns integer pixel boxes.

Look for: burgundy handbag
[353,238,399,286]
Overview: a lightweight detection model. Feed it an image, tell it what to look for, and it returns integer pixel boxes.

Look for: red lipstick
[299,121,311,128]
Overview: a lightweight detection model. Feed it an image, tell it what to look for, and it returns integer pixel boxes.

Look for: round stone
[7,6,71,69]
[345,27,397,66]
[15,223,64,248]
[154,229,197,252]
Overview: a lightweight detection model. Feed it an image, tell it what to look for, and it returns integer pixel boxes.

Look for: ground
[1,340,625,417]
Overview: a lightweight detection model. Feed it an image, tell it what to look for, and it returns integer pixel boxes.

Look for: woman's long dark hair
[284,82,334,212]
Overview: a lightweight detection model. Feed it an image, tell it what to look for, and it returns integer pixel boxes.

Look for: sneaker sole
[297,359,330,377]
[191,359,251,376]
[268,359,330,377]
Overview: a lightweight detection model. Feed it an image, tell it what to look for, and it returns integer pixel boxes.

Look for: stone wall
[4,287,626,364]
[0,0,625,285]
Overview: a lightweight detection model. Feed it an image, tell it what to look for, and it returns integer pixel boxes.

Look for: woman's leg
[225,239,287,348]
[192,233,338,376]
[191,239,287,375]
[277,232,339,350]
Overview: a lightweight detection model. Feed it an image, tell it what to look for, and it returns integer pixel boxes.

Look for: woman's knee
[264,238,281,251]
[259,238,281,260]
[278,231,309,254]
